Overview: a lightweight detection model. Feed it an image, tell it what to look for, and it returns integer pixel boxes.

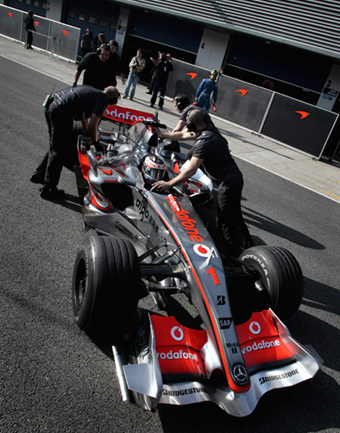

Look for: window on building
[42,3,47,9]
[99,19,107,27]
[25,0,31,4]
[78,14,86,21]
[110,22,117,30]
[68,11,76,18]
[88,16,96,24]
[34,1,39,6]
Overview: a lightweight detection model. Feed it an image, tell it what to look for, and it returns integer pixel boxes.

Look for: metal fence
[0,5,80,62]
[166,59,339,160]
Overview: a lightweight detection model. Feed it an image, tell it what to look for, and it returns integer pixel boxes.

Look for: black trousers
[217,179,254,257]
[150,79,167,107]
[26,30,33,48]
[43,104,73,189]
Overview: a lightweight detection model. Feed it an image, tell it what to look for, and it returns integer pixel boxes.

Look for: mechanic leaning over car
[153,109,254,258]
[30,85,119,200]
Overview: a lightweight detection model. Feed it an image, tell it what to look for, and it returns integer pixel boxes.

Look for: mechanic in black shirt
[108,40,125,87]
[172,94,215,132]
[150,54,173,110]
[31,86,120,199]
[73,44,115,90]
[153,109,254,257]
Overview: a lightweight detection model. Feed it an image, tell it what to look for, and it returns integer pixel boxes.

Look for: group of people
[30,31,252,258]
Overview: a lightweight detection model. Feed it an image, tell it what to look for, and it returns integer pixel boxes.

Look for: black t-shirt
[77,52,115,90]
[155,60,173,82]
[180,105,215,128]
[192,128,242,185]
[108,51,121,75]
[53,86,108,120]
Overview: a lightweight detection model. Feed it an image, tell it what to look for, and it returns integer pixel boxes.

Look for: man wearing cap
[195,70,219,111]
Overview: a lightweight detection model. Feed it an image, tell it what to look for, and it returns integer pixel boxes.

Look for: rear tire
[238,246,304,318]
[72,236,140,342]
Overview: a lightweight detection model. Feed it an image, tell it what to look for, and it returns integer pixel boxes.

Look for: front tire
[238,246,304,318]
[72,236,140,342]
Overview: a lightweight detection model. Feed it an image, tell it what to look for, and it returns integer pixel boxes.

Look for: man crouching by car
[30,86,120,200]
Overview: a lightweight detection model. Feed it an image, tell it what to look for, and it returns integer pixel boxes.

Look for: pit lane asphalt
[0,37,340,433]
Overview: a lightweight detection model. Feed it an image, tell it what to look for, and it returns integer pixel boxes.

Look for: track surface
[1,57,340,433]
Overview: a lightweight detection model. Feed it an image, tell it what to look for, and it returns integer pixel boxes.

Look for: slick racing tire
[72,235,140,342]
[239,246,304,318]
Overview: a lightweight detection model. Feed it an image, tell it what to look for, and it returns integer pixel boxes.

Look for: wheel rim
[74,258,86,311]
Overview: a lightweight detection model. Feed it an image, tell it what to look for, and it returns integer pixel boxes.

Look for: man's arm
[88,113,100,143]
[155,128,196,142]
[172,119,186,132]
[73,70,82,86]
[153,157,203,191]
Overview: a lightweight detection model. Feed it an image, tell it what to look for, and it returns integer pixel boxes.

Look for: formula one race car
[72,113,322,417]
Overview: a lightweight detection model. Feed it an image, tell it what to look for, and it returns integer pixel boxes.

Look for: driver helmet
[142,155,166,185]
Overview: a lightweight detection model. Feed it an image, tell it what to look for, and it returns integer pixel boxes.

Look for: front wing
[113,313,322,417]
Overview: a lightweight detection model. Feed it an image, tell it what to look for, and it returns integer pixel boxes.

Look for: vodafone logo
[193,244,218,259]
[171,326,184,342]
[249,321,261,335]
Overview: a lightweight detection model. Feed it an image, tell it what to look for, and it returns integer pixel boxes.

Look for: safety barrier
[0,5,80,62]
[166,59,339,160]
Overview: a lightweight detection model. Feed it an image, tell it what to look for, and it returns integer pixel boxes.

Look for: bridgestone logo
[259,368,299,385]
[163,387,207,396]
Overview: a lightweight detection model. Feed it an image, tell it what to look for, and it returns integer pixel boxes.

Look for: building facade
[4,0,340,112]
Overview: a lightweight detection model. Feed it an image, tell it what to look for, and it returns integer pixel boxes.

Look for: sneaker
[40,186,65,200]
[150,104,154,107]
[30,172,44,184]
[129,97,133,101]
[158,106,163,110]
[146,91,152,94]
[122,95,127,99]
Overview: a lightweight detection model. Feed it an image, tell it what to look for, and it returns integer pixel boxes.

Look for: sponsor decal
[170,326,184,342]
[294,111,310,120]
[233,364,248,383]
[135,199,159,232]
[259,368,299,385]
[193,244,218,259]
[7,13,13,18]
[241,339,280,355]
[166,194,180,212]
[163,387,207,396]
[249,321,261,335]
[226,342,239,348]
[219,317,232,329]
[186,73,197,80]
[169,205,203,243]
[217,295,226,305]
[157,350,198,362]
[61,30,68,36]
[104,107,154,124]
[235,89,248,97]
[103,179,118,183]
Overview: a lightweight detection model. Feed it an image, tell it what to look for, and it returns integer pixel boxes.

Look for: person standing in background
[80,28,93,58]
[24,11,36,50]
[122,49,145,101]
[108,40,125,86]
[195,69,219,111]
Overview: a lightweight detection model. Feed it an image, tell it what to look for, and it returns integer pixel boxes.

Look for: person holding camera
[122,49,145,101]
[149,53,173,110]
